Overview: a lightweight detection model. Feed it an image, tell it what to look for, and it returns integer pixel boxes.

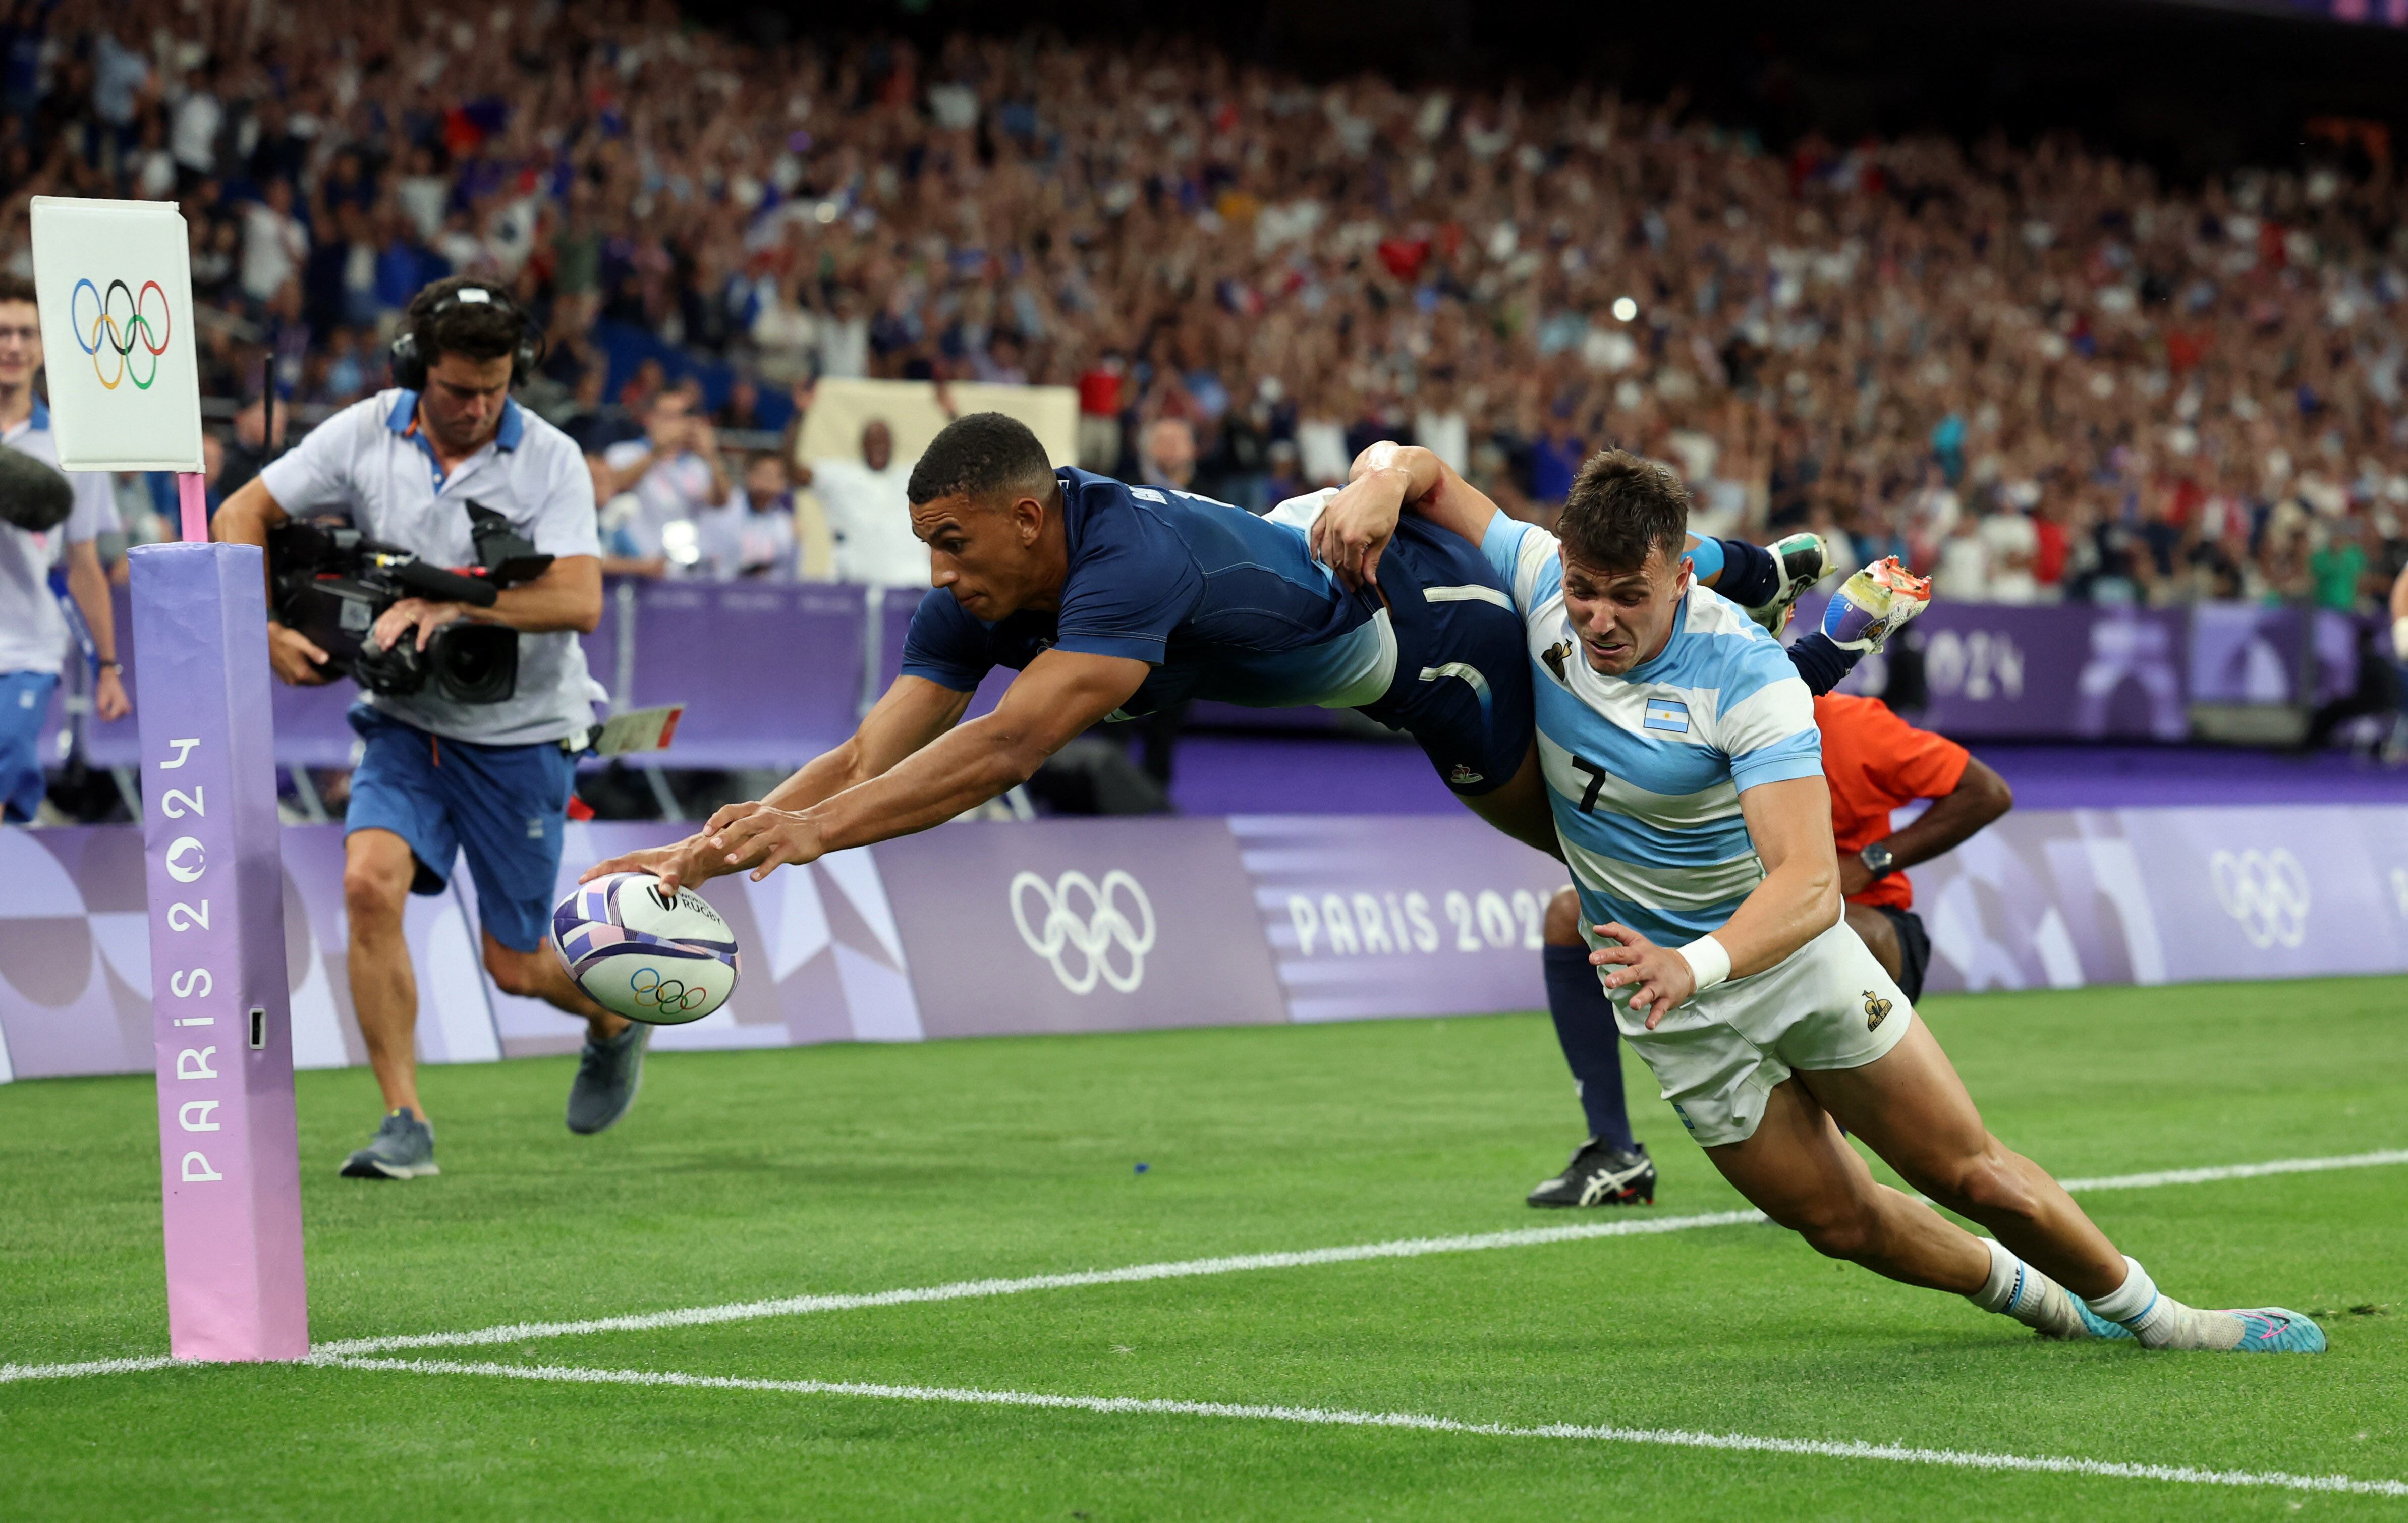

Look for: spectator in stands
[794,418,925,586]
[697,453,799,581]
[598,387,731,571]
[10,8,2404,619]
[1138,417,1198,493]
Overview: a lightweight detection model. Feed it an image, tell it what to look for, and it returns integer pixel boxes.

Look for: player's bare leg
[1798,1019,2125,1295]
[1705,1019,2323,1350]
[1702,1075,2001,1294]
[343,828,427,1119]
[482,931,626,1041]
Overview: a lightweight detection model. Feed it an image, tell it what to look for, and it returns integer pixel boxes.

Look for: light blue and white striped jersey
[1482,514,1822,945]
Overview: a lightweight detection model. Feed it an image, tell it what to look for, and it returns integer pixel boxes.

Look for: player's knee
[1922,1149,2042,1226]
[483,944,549,999]
[343,864,409,933]
[1790,1202,1880,1262]
[1544,886,1584,946]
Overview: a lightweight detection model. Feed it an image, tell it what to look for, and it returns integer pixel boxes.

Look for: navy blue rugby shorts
[1357,517,1534,797]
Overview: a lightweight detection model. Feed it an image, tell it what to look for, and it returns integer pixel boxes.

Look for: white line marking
[0,1355,177,1383]
[324,1356,2408,1499]
[2057,1149,2408,1192]
[311,1210,1770,1357]
[9,1148,2402,1384]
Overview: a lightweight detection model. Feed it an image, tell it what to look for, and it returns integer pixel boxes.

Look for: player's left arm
[1592,775,1842,1025]
[700,647,1151,879]
[1837,756,2012,897]
[62,539,129,720]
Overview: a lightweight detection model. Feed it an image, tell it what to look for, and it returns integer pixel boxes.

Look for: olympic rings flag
[28,196,204,471]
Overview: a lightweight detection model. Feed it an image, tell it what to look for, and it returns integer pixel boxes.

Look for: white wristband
[1676,935,1732,996]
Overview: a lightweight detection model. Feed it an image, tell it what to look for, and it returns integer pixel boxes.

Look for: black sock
[1786,631,1860,697]
[1542,943,1635,1151]
[1713,537,1781,607]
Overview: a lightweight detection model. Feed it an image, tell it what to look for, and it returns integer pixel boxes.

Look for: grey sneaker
[340,1108,439,1179]
[566,1021,651,1135]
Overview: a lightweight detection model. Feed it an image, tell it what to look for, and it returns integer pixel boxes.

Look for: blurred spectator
[599,388,732,571]
[5,9,2400,612]
[1138,417,1198,492]
[795,419,925,586]
[698,454,800,581]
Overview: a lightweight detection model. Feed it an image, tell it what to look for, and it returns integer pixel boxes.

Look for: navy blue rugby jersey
[900,469,1393,716]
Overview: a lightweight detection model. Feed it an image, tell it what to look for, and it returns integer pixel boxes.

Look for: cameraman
[215,278,643,1181]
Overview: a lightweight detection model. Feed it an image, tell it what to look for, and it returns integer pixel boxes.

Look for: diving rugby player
[1309,446,2324,1352]
[587,412,1854,888]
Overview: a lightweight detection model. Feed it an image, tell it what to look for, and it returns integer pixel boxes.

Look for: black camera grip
[393,561,501,607]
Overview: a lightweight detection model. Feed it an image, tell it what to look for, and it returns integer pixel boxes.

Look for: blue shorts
[345,706,578,952]
[1358,518,1535,796]
[0,670,57,821]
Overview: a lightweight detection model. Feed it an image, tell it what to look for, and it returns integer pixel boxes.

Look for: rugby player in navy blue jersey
[588,412,1845,888]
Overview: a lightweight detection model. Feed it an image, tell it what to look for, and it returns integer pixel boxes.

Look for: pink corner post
[177,471,207,543]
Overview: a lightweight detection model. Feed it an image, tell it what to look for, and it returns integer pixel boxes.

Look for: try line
[327,1354,2408,1499]
[4,1146,2401,1385]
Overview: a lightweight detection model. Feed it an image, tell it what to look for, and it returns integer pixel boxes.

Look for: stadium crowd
[6,0,2406,612]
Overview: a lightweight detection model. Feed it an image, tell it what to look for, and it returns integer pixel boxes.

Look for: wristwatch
[1858,842,1898,881]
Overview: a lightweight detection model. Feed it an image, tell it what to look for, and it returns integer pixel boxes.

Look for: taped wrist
[1676,934,1731,996]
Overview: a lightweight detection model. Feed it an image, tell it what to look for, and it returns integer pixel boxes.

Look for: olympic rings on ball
[628,965,708,1013]
[68,277,172,392]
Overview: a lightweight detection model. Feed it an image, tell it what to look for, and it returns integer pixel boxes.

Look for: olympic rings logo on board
[2208,847,2310,949]
[629,965,708,1014]
[1010,869,1156,995]
[69,277,173,392]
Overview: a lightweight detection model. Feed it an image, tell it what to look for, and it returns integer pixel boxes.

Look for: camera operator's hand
[371,597,471,654]
[269,622,333,686]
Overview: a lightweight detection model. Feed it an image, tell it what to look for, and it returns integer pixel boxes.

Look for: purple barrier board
[1231,814,1566,1022]
[5,807,2403,1085]
[879,818,1286,1037]
[630,583,869,767]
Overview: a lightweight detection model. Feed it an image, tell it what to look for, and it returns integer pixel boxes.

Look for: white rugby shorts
[1593,918,1913,1148]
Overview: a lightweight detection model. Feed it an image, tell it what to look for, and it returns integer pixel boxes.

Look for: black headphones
[389,283,542,391]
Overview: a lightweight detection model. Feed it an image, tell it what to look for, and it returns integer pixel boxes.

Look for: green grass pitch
[2,976,2403,1520]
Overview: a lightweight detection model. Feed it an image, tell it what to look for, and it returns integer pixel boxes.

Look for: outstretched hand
[1307,466,1409,589]
[1590,921,1697,1029]
[700,800,827,881]
[581,834,721,895]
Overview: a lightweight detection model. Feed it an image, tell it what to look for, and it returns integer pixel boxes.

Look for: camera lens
[429,625,519,704]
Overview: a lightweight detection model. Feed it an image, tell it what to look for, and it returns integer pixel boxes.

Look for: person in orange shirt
[1817,692,2014,1002]
[1527,692,2010,1209]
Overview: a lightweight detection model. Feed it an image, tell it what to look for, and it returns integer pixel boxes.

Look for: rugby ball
[550,873,741,1025]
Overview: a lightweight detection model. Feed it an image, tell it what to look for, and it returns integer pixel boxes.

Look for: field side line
[11,1147,2402,1385]
[323,1356,2408,1499]
[310,1210,1770,1357]
[316,1145,2408,1359]
[2058,1148,2408,1192]
[0,1355,178,1383]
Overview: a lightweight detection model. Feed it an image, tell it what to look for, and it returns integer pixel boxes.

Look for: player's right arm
[580,673,972,892]
[213,474,334,685]
[1310,443,1500,586]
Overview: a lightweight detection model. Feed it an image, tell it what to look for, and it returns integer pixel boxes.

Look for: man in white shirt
[796,419,927,585]
[599,387,731,569]
[214,278,638,1181]
[0,275,128,821]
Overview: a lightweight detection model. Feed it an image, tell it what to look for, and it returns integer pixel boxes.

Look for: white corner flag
[29,195,205,474]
